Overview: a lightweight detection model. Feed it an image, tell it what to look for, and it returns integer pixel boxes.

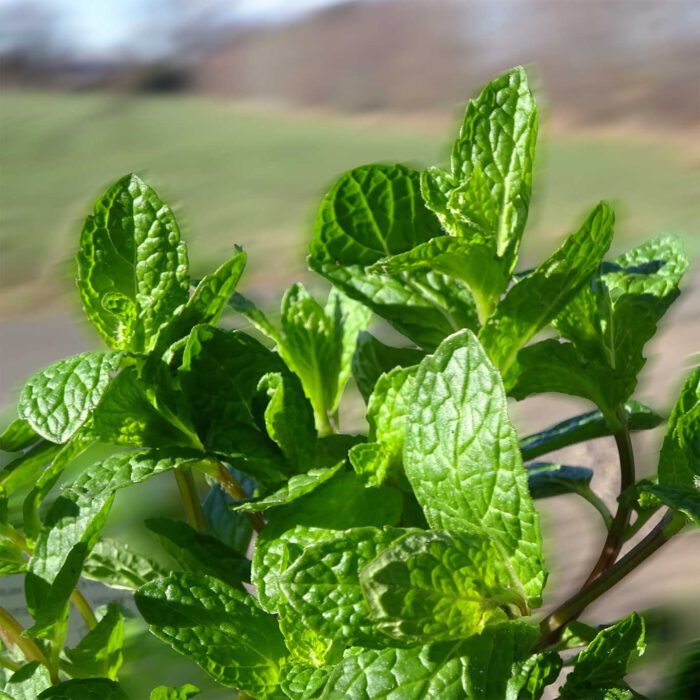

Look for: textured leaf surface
[63,603,124,680]
[2,662,51,700]
[360,530,523,643]
[321,621,538,699]
[18,351,122,443]
[83,538,166,590]
[352,332,424,403]
[37,679,129,699]
[560,613,646,698]
[405,330,545,607]
[150,684,200,700]
[0,419,39,452]
[77,173,189,352]
[479,202,614,372]
[506,651,562,700]
[145,517,251,586]
[0,441,60,499]
[136,572,287,696]
[280,526,406,646]
[280,662,332,700]
[0,536,26,575]
[526,463,593,500]
[635,482,700,526]
[519,401,663,461]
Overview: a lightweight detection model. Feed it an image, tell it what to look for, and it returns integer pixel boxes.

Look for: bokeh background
[1,0,699,697]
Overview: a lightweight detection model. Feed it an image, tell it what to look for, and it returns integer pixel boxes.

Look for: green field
[1,90,698,312]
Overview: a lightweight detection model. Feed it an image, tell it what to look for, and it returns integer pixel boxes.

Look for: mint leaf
[202,480,253,554]
[560,612,646,699]
[526,463,594,500]
[658,367,699,489]
[360,529,524,643]
[37,679,129,699]
[0,536,26,575]
[62,603,124,680]
[25,494,113,634]
[234,462,343,513]
[257,371,317,470]
[280,662,333,700]
[519,401,663,461]
[506,651,562,700]
[0,441,60,507]
[83,538,166,590]
[404,330,545,607]
[136,572,287,697]
[2,662,51,700]
[77,173,189,352]
[280,526,407,646]
[0,419,39,452]
[352,331,424,402]
[479,202,614,372]
[321,620,538,699]
[150,685,200,700]
[18,351,122,443]
[634,482,700,527]
[145,517,251,586]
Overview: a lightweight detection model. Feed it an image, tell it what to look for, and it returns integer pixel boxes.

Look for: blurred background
[0,0,698,697]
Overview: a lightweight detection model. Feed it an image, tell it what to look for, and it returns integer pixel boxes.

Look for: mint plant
[1,67,698,699]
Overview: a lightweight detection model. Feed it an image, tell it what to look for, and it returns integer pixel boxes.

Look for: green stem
[583,405,636,584]
[576,485,614,530]
[537,510,685,647]
[623,505,661,542]
[174,467,206,531]
[214,462,266,532]
[70,590,97,631]
[0,655,22,672]
[0,607,53,679]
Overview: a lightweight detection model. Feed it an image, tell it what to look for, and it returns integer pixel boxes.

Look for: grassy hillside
[1,90,698,312]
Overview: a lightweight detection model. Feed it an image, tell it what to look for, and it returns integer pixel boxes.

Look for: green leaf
[349,442,393,489]
[506,651,562,700]
[479,202,614,373]
[145,517,251,586]
[234,462,343,513]
[92,368,195,448]
[253,472,403,612]
[526,463,593,499]
[321,620,538,699]
[83,538,166,590]
[0,536,26,575]
[279,662,332,700]
[352,332,424,403]
[62,603,124,680]
[560,613,646,698]
[404,330,545,607]
[0,442,60,500]
[519,401,663,461]
[149,685,200,700]
[658,367,700,489]
[136,572,287,697]
[25,493,113,635]
[634,482,700,527]
[2,662,51,700]
[0,419,39,452]
[257,371,317,470]
[280,526,407,646]
[360,529,525,643]
[77,173,189,352]
[202,480,253,554]
[156,248,247,350]
[37,678,130,699]
[18,351,122,443]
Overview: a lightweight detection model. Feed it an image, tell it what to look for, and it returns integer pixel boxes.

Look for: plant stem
[174,466,206,531]
[214,463,266,532]
[0,606,52,675]
[0,655,22,672]
[583,405,636,584]
[537,510,685,647]
[576,485,614,530]
[70,590,97,631]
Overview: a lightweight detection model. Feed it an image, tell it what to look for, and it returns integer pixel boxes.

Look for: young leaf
[352,331,424,402]
[404,330,546,607]
[2,662,51,700]
[658,367,700,489]
[519,401,663,462]
[18,351,122,443]
[136,572,287,697]
[321,620,538,699]
[83,538,166,590]
[37,678,130,699]
[25,494,114,635]
[150,685,200,700]
[77,173,189,352]
[559,612,646,698]
[479,202,614,373]
[279,662,333,700]
[0,419,39,452]
[62,603,124,680]
[234,462,343,513]
[360,529,524,643]
[145,517,251,586]
[506,651,562,700]
[280,526,407,647]
[634,482,700,527]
